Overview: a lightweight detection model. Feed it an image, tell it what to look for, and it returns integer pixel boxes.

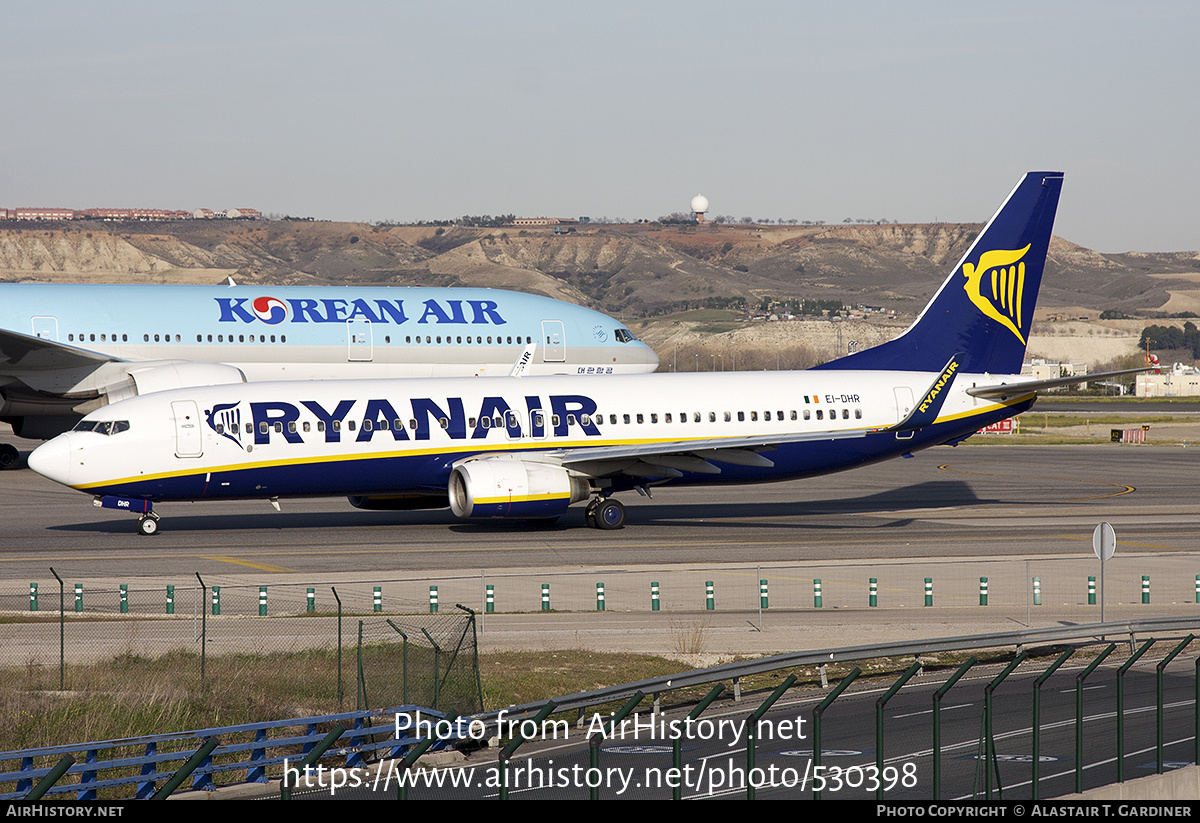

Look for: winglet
[884,353,963,432]
[509,342,537,377]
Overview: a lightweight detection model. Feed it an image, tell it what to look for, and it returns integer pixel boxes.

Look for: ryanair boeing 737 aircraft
[0,284,659,467]
[30,173,1133,534]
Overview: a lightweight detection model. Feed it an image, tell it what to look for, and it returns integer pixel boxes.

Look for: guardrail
[0,705,449,801]
[477,615,1200,721]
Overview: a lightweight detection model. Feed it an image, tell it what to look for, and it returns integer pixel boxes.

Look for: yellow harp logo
[962,245,1031,344]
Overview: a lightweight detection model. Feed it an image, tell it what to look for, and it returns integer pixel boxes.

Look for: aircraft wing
[965,367,1150,400]
[551,428,868,478]
[0,328,119,371]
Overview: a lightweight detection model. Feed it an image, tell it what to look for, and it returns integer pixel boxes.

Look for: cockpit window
[614,328,637,343]
[73,420,130,435]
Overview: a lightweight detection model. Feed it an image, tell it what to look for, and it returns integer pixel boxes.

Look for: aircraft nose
[637,343,661,369]
[28,434,72,486]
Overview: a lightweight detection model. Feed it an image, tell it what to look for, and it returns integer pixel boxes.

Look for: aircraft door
[31,316,59,341]
[171,400,203,458]
[893,387,915,441]
[541,320,565,362]
[347,320,373,361]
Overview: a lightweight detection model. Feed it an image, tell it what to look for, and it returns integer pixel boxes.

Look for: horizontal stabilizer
[965,367,1151,400]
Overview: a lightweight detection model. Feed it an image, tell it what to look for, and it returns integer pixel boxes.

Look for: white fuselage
[29,369,1028,500]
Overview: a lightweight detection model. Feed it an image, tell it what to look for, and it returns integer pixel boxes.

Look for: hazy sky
[3,1,1196,253]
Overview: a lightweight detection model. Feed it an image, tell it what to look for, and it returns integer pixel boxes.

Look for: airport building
[1135,362,1200,397]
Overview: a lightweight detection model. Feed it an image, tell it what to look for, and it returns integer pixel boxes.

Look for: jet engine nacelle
[103,362,248,405]
[448,458,590,521]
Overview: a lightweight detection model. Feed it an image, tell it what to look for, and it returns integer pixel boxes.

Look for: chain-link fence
[3,556,1200,713]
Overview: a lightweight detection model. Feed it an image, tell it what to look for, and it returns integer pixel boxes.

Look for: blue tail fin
[814,171,1063,375]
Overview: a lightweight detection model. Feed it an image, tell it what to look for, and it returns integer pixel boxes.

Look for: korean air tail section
[815,172,1063,375]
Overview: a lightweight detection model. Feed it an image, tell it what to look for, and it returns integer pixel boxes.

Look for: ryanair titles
[917,359,960,414]
[206,394,601,450]
[215,297,507,326]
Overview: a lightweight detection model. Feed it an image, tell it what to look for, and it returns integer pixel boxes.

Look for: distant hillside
[1,219,1197,319]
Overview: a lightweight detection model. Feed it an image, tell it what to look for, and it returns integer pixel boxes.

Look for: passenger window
[816,410,823,420]
[623,414,631,424]
[650,414,658,424]
[855,409,862,419]
[636,414,644,424]
[738,412,745,422]
[803,410,810,420]
[259,422,268,434]
[750,411,758,421]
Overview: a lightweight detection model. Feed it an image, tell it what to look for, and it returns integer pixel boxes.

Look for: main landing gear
[0,444,19,470]
[585,496,625,530]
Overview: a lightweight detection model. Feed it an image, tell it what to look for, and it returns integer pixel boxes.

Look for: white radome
[690,194,709,214]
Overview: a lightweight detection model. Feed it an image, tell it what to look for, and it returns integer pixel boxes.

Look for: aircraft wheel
[0,444,19,470]
[137,515,160,536]
[594,499,625,530]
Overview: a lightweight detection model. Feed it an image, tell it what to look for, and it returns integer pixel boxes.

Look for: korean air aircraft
[0,284,659,467]
[30,173,1136,535]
